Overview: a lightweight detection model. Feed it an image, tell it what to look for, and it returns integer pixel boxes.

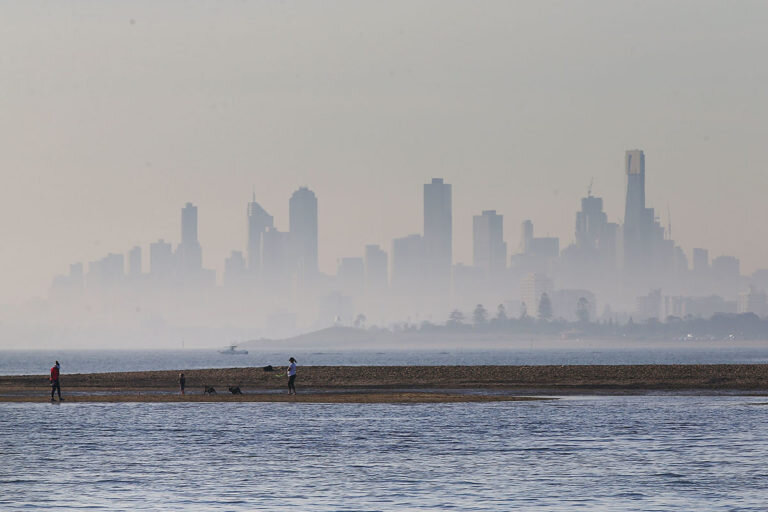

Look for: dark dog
[204,386,217,395]
[263,365,274,372]
[228,386,242,395]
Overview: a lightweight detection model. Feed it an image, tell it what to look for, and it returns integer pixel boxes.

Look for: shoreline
[0,391,547,404]
[2,364,768,403]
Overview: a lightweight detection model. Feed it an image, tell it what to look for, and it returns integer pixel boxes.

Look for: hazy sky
[2,1,767,303]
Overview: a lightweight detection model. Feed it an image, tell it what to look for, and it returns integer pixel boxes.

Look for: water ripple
[2,397,768,510]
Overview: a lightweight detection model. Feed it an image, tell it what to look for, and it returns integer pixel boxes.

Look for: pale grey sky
[1,1,767,303]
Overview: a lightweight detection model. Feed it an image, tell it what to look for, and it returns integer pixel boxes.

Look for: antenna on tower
[666,204,672,240]
[587,177,594,197]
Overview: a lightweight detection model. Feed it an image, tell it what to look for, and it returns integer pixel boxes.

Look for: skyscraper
[623,150,648,276]
[623,150,665,282]
[337,257,365,296]
[150,239,174,280]
[127,246,142,276]
[575,193,618,274]
[692,248,709,275]
[177,202,202,275]
[223,250,247,288]
[423,178,452,293]
[262,227,292,294]
[712,255,740,299]
[624,150,646,227]
[364,244,388,291]
[622,150,675,289]
[247,195,274,276]
[511,220,560,277]
[520,219,534,253]
[576,195,608,251]
[473,210,506,277]
[289,187,318,279]
[519,220,559,260]
[391,234,424,292]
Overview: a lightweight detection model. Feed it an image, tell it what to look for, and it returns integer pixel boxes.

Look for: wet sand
[2,364,768,402]
[0,392,544,404]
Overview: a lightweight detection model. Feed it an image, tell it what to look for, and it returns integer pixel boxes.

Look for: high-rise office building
[520,220,559,260]
[127,246,142,276]
[364,244,388,291]
[150,239,174,280]
[520,220,534,253]
[247,195,274,275]
[289,187,318,278]
[511,220,560,277]
[712,255,740,299]
[391,234,424,292]
[337,257,365,296]
[624,150,645,227]
[623,150,650,276]
[622,150,672,286]
[564,192,619,284]
[674,246,689,275]
[87,253,125,288]
[181,203,198,245]
[692,248,709,275]
[423,178,452,293]
[223,250,247,288]
[69,263,83,281]
[473,210,506,277]
[177,202,203,275]
[576,195,608,251]
[261,227,292,294]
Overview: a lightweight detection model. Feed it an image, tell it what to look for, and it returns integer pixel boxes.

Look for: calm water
[4,344,768,375]
[2,396,767,510]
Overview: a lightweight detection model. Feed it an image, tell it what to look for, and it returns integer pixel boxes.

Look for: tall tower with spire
[247,192,274,277]
[623,150,651,278]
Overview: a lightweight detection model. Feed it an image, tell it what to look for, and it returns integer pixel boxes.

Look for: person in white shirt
[287,357,297,395]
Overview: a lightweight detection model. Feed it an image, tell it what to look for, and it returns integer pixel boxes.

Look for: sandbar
[2,364,768,403]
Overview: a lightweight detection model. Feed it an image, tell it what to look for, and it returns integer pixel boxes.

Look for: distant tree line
[383,296,768,340]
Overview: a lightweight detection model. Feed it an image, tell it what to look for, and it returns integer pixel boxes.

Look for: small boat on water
[218,344,248,355]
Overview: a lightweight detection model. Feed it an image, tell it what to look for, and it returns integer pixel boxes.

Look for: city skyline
[45,150,758,329]
[3,2,768,305]
[44,150,753,299]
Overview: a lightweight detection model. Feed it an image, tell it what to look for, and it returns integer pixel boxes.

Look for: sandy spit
[2,364,768,402]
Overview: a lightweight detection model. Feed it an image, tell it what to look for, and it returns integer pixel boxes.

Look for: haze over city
[2,1,768,348]
[8,5,768,512]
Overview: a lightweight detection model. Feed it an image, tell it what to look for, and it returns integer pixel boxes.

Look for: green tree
[448,309,465,327]
[537,293,553,321]
[473,304,488,325]
[496,303,508,322]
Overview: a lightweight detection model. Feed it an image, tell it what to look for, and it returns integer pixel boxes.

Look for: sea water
[2,396,767,511]
[4,343,768,375]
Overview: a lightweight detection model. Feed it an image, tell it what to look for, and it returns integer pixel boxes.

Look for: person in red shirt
[50,361,63,401]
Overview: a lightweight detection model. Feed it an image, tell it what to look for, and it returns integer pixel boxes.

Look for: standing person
[179,373,186,395]
[50,361,62,402]
[287,357,297,395]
